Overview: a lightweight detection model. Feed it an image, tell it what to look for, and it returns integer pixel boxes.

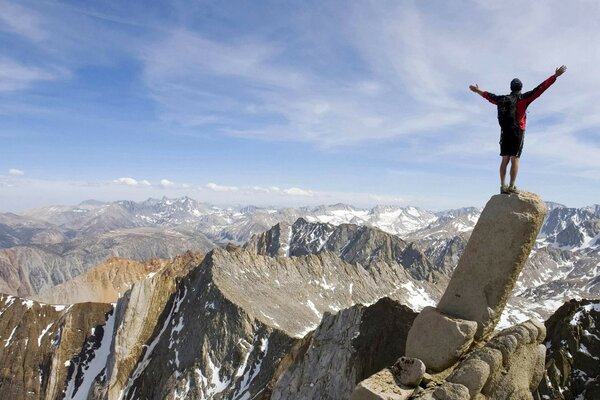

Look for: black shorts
[500,129,524,157]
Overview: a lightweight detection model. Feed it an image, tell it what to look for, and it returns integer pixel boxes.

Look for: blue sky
[1,0,599,211]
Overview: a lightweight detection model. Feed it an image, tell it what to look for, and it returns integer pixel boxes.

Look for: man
[469,65,567,194]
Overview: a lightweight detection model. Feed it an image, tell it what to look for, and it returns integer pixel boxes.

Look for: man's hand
[555,65,567,77]
[469,84,482,94]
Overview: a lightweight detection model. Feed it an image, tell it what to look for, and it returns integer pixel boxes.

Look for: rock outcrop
[245,217,439,281]
[404,192,546,375]
[32,251,203,304]
[51,245,422,399]
[269,298,417,400]
[0,227,213,297]
[0,293,113,399]
[352,191,549,399]
[352,319,547,400]
[535,299,600,399]
[437,192,547,340]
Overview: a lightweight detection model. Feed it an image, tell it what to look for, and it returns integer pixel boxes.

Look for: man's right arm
[470,84,499,105]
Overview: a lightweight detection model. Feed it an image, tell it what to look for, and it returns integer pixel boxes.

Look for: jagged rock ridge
[0,293,113,399]
[535,298,600,399]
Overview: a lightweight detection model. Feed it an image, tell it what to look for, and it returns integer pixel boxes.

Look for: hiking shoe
[500,185,510,194]
[507,185,519,194]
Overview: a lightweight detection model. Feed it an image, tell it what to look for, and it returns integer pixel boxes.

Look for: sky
[1,0,599,212]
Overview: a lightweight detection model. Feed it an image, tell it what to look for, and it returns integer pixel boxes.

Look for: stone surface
[350,368,415,400]
[0,294,113,400]
[432,382,470,399]
[393,356,426,387]
[447,358,490,397]
[32,251,203,304]
[535,299,600,399]
[437,191,547,340]
[405,306,478,372]
[269,298,417,400]
[457,320,547,400]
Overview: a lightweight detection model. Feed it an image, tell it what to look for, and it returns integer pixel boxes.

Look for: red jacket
[482,75,557,130]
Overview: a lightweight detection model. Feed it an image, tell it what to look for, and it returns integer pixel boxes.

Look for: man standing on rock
[469,65,567,194]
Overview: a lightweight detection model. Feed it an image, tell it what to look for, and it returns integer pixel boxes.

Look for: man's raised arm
[470,84,500,105]
[522,65,567,104]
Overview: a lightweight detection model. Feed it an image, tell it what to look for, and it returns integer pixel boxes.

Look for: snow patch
[400,281,435,311]
[306,300,322,318]
[38,323,54,347]
[64,311,116,400]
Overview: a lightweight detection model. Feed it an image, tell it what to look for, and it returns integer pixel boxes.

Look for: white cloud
[246,185,315,196]
[160,179,175,188]
[282,187,314,197]
[113,177,141,186]
[205,182,238,192]
[8,168,24,176]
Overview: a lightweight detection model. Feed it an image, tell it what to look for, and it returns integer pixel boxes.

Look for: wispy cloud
[205,182,239,192]
[0,0,46,41]
[113,177,151,187]
[0,58,65,92]
[8,168,24,176]
[159,179,175,188]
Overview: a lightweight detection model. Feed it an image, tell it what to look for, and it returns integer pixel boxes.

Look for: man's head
[510,78,523,93]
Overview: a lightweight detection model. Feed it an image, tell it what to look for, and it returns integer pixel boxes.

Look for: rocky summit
[352,191,551,399]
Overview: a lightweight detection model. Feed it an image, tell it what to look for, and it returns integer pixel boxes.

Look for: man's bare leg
[509,156,519,187]
[500,156,510,187]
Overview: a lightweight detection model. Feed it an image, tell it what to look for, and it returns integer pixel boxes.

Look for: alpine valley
[0,196,598,399]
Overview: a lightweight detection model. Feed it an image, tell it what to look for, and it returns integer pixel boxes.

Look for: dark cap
[510,78,522,92]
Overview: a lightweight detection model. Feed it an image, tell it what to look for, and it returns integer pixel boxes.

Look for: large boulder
[405,307,477,372]
[437,191,547,340]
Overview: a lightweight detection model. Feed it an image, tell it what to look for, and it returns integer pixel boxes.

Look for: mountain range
[0,193,598,399]
[1,196,598,322]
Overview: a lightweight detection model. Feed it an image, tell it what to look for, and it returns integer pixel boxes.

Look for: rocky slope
[31,251,204,304]
[244,217,439,281]
[0,293,113,399]
[535,298,600,399]
[0,227,213,297]
[101,247,427,399]
[269,297,417,400]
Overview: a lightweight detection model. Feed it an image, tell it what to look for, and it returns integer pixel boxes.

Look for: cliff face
[32,251,203,304]
[110,247,427,399]
[0,228,212,297]
[535,299,600,399]
[0,294,113,399]
[244,217,438,281]
[270,298,418,400]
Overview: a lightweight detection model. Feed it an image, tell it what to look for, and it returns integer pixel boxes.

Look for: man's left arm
[523,65,567,103]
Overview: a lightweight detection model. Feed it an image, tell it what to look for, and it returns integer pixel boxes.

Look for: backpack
[497,94,519,131]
